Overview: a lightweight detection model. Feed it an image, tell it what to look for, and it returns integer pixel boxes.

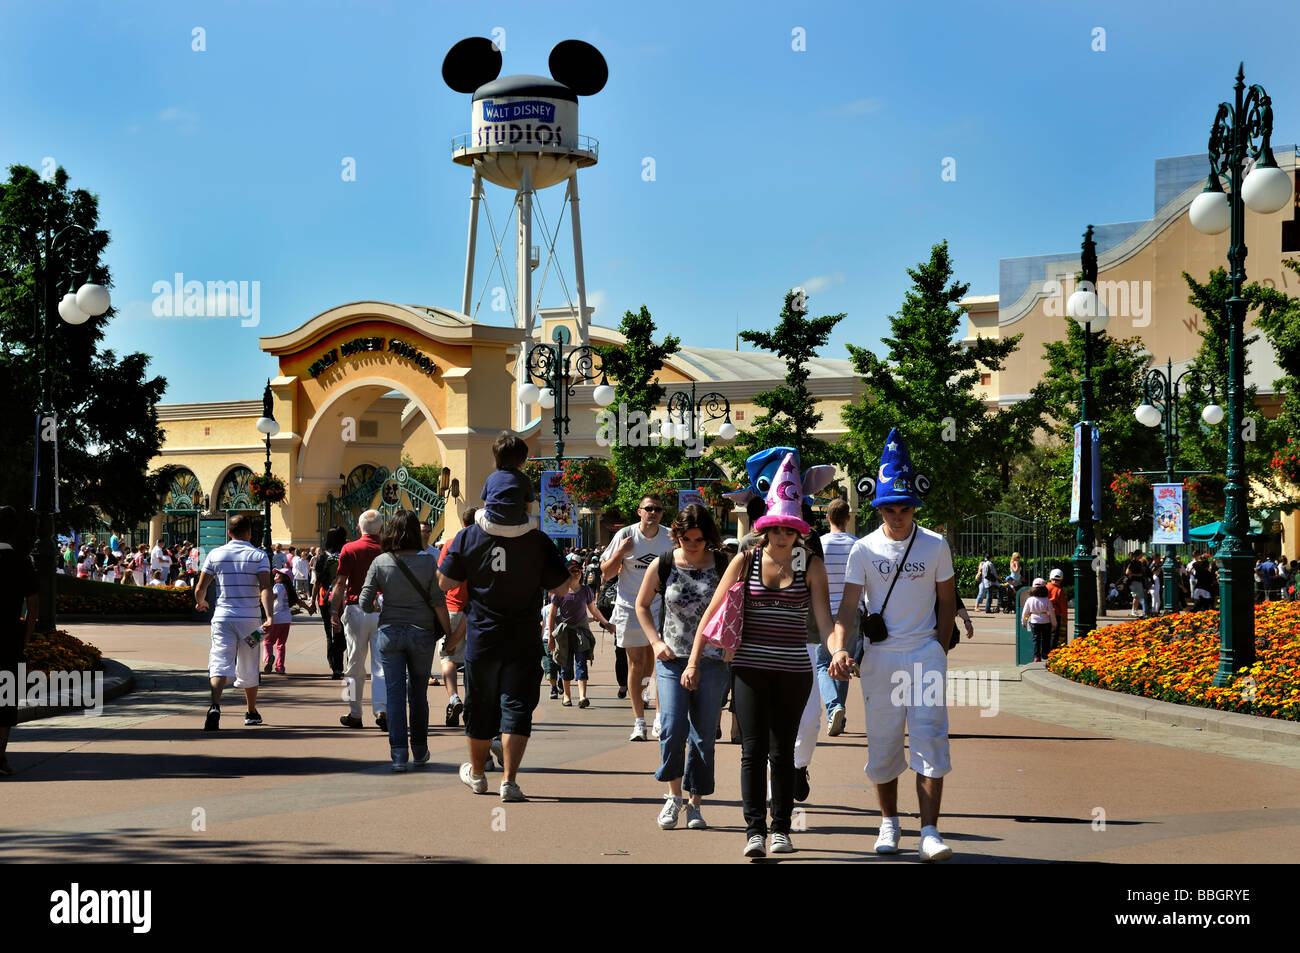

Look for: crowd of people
[186,429,963,861]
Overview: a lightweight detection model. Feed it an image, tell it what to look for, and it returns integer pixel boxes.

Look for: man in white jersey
[601,492,674,742]
[828,428,956,862]
[194,514,275,731]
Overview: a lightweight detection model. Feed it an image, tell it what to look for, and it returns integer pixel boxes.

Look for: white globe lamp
[1241,165,1293,215]
[58,293,89,325]
[75,283,111,316]
[1202,402,1225,426]
[517,382,540,405]
[1189,188,1231,234]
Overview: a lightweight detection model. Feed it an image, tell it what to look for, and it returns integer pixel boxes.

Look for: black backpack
[597,576,619,618]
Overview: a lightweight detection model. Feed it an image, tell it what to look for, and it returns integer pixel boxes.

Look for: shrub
[56,574,193,615]
[22,629,103,673]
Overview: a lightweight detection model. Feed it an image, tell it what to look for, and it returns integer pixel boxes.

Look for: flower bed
[22,629,103,673]
[56,575,194,615]
[1046,602,1300,721]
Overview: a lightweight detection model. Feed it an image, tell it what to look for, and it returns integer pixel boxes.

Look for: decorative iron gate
[317,466,446,543]
[957,511,1058,582]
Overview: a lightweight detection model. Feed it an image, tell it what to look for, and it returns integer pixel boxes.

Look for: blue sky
[2,0,1297,404]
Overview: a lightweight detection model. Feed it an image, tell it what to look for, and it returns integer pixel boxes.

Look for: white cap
[1049,568,1064,580]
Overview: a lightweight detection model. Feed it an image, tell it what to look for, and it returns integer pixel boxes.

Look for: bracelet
[832,649,849,658]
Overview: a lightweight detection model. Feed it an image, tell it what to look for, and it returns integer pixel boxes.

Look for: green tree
[710,289,844,479]
[1176,268,1280,509]
[1033,311,1161,550]
[837,241,1023,539]
[1249,259,1300,506]
[592,305,683,519]
[0,164,168,535]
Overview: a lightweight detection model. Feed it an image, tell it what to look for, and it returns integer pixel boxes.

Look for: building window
[980,373,992,386]
[734,410,745,421]
[203,426,210,436]
[359,419,379,439]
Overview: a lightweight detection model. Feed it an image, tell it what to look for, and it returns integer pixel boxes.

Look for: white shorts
[859,639,951,783]
[440,610,467,664]
[613,604,649,649]
[208,618,263,688]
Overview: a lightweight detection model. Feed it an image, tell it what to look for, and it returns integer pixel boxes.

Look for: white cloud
[158,106,198,132]
[800,273,846,295]
[585,288,610,321]
[823,98,884,117]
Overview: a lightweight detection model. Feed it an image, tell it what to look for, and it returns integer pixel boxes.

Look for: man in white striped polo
[194,515,275,730]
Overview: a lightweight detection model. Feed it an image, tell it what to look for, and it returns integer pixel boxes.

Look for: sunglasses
[641,506,663,513]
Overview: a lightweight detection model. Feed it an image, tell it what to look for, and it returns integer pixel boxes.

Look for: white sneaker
[685,802,707,829]
[918,826,953,862]
[658,794,683,829]
[459,762,487,795]
[629,719,648,742]
[770,832,795,854]
[490,737,504,769]
[743,834,766,858]
[651,712,662,739]
[641,678,654,709]
[874,818,901,854]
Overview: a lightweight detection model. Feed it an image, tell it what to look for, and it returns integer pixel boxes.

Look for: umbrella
[1187,520,1264,541]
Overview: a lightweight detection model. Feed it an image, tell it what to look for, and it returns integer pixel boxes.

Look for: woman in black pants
[693,453,834,858]
[315,527,348,678]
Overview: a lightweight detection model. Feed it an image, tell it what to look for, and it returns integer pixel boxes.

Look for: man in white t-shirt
[150,540,165,575]
[828,428,956,862]
[816,497,860,736]
[600,492,674,742]
[194,515,275,731]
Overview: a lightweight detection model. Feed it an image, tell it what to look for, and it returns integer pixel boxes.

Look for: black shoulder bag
[392,554,448,639]
[856,525,917,659]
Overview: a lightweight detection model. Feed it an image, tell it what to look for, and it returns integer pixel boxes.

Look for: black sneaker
[0,755,13,777]
[339,714,363,728]
[549,686,560,699]
[445,699,463,727]
[617,687,628,699]
[204,706,221,731]
[244,710,263,726]
[794,766,810,803]
[376,712,388,732]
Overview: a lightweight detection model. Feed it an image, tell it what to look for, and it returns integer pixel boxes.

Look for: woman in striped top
[691,453,835,858]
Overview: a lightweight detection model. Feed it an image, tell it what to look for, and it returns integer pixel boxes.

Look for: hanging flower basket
[1270,439,1300,486]
[560,458,616,507]
[249,473,287,504]
[1109,471,1150,529]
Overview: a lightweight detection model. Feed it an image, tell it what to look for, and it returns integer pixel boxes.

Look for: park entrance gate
[317,467,447,544]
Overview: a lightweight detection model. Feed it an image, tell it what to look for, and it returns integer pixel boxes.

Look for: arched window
[217,466,257,512]
[163,469,204,512]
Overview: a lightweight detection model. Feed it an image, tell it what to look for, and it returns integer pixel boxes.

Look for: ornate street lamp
[664,381,736,485]
[255,380,280,563]
[1188,64,1291,685]
[0,221,111,632]
[1133,360,1223,611]
[518,325,615,467]
[1067,226,1107,643]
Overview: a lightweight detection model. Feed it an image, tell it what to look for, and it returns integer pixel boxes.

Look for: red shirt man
[1046,570,1069,644]
[330,511,385,728]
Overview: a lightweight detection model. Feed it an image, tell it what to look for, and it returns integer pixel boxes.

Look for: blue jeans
[560,647,589,683]
[655,656,730,797]
[978,581,997,612]
[377,622,438,763]
[815,621,859,717]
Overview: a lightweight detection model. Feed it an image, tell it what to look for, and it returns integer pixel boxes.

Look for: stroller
[997,576,1019,613]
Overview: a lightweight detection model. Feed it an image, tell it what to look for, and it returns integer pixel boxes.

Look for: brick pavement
[2,611,1296,863]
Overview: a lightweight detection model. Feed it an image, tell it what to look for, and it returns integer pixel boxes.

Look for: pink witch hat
[753,452,810,534]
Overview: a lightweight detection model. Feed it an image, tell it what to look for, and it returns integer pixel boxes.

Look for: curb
[15,658,135,724]
[1021,666,1300,745]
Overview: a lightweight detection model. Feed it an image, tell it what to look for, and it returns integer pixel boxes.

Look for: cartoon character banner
[541,471,579,539]
[1152,482,1188,545]
[677,489,705,510]
[1070,423,1101,523]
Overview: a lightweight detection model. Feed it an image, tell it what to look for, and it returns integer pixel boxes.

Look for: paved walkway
[3,611,1297,863]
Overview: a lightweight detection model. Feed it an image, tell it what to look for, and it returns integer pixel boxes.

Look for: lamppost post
[665,381,736,486]
[1134,362,1222,611]
[519,326,615,470]
[1,219,111,634]
[1187,64,1291,685]
[1068,226,1105,643]
[255,380,280,565]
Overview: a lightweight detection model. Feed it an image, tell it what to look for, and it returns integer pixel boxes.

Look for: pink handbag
[701,551,751,651]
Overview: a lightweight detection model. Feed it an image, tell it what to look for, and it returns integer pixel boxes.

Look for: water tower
[443,37,607,426]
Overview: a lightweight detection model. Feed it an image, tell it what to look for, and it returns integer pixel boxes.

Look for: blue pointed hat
[870,428,928,509]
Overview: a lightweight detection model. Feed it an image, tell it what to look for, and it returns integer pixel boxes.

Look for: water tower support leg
[568,174,590,345]
[517,164,534,339]
[461,170,482,316]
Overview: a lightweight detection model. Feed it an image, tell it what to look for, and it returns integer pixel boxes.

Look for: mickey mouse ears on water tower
[442,37,608,96]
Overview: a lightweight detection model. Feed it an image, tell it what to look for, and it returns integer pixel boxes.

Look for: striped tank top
[732,546,812,673]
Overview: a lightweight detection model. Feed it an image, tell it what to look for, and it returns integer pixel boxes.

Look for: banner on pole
[677,489,705,510]
[1069,424,1101,523]
[1152,482,1189,545]
[540,471,579,538]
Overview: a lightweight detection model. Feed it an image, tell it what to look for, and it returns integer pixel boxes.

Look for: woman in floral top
[634,504,729,832]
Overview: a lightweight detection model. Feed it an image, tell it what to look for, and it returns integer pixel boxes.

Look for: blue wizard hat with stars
[869,428,930,509]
